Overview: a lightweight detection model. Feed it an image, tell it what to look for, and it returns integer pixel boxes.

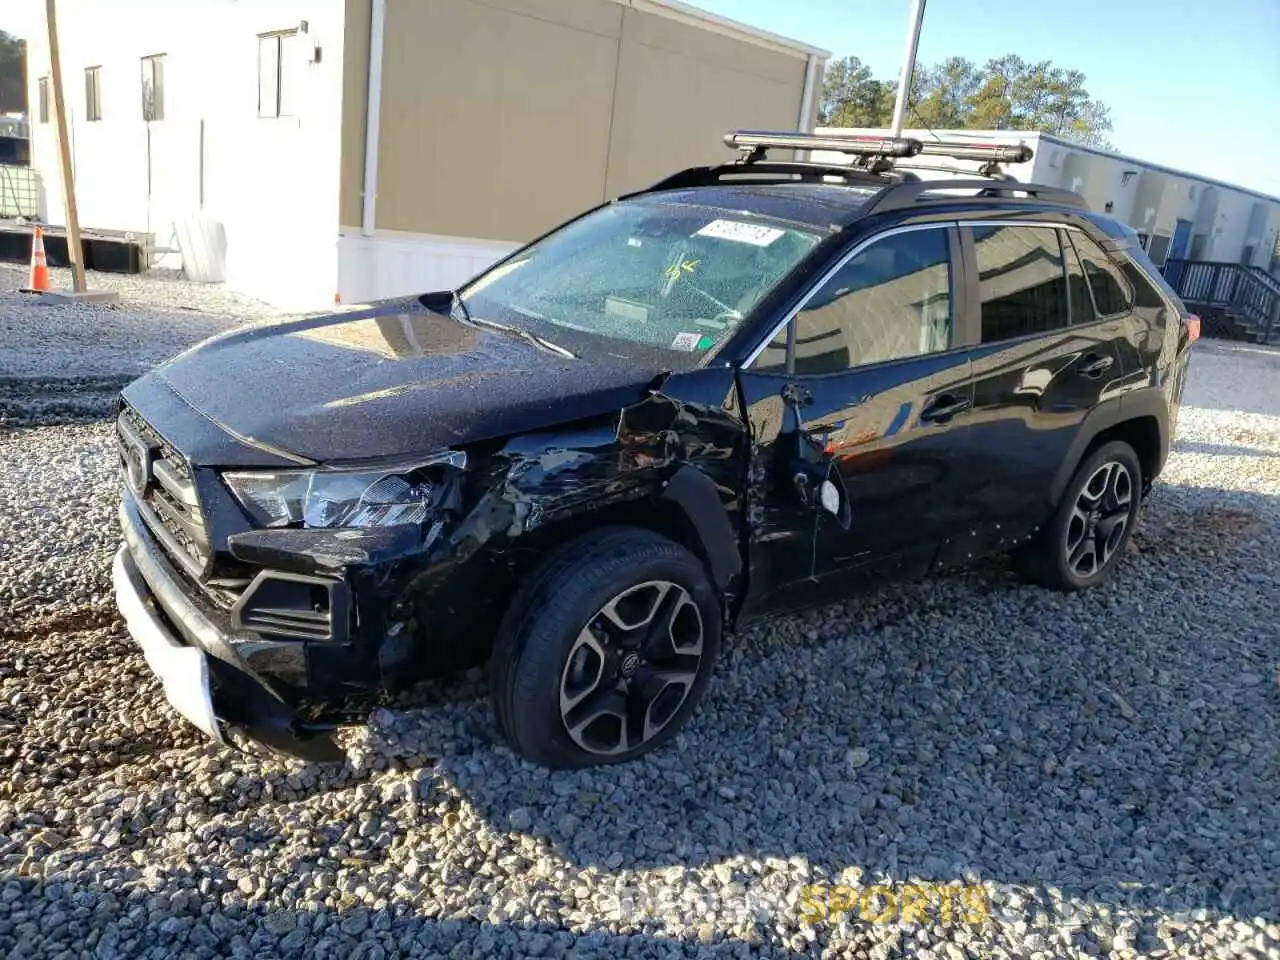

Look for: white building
[814,127,1280,275]
[18,0,826,310]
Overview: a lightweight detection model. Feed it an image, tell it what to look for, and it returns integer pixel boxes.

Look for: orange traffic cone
[23,226,52,293]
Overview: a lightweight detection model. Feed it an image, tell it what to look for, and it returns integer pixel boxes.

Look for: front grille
[117,404,212,576]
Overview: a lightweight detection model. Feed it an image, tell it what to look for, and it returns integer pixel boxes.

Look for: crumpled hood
[145,298,661,463]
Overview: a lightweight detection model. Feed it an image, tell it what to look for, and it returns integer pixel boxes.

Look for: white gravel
[1,311,1278,959]
[0,263,280,426]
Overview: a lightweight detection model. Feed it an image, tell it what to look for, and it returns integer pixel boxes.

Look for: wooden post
[17,40,29,158]
[45,0,86,293]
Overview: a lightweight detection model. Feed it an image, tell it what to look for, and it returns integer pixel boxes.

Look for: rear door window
[971,225,1068,342]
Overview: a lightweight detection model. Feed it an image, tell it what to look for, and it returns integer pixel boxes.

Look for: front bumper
[113,545,223,744]
[114,494,345,761]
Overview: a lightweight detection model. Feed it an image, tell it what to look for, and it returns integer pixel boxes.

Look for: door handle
[920,393,971,424]
[1079,353,1114,378]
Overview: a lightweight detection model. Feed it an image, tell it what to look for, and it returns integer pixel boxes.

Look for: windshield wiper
[463,313,577,360]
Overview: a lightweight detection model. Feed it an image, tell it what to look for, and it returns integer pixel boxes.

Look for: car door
[736,224,974,618]
[959,222,1129,553]
[1072,231,1158,387]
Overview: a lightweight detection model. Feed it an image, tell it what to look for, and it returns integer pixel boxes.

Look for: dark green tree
[911,57,980,129]
[818,50,1112,148]
[0,31,24,115]
[818,56,894,128]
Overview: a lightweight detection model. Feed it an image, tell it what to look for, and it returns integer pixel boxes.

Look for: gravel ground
[1,311,1278,959]
[0,263,279,426]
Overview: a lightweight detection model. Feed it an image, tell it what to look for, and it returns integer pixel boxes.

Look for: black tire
[1021,440,1143,591]
[490,526,721,768]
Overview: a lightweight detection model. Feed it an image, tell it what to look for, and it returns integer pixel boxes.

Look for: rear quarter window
[1120,258,1168,309]
[1119,248,1187,313]
[1070,232,1133,317]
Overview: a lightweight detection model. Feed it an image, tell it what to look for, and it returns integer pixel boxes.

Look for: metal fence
[1163,258,1280,344]
[0,165,39,219]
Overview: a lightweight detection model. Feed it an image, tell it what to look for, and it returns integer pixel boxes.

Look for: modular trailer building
[21,0,827,308]
[813,127,1280,275]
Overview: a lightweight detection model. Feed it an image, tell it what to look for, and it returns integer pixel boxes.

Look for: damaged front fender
[221,367,749,699]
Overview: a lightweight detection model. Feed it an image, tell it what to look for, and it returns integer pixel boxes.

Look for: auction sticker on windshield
[695,219,785,247]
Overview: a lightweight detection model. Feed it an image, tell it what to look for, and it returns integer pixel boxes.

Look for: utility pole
[45,0,86,292]
[889,0,927,138]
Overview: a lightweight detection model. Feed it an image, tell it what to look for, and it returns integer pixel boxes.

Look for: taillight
[1185,314,1201,344]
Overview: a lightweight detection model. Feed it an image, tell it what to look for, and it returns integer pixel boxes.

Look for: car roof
[631,183,880,233]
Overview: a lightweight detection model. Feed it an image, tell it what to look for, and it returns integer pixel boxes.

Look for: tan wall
[603,8,807,198]
[340,0,373,230]
[340,0,814,238]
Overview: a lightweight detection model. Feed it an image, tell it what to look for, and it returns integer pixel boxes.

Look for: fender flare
[1048,399,1121,507]
[659,464,742,592]
[1047,390,1170,506]
[1117,388,1172,478]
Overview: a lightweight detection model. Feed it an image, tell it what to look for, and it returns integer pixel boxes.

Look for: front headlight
[223,452,465,529]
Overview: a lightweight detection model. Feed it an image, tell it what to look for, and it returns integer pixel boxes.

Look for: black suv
[113,131,1196,767]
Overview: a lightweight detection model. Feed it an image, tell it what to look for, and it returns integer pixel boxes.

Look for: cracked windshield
[461,200,821,357]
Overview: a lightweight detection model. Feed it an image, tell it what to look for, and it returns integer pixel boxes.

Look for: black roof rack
[862,179,1088,215]
[637,160,898,195]
[722,130,1035,169]
[626,130,1086,214]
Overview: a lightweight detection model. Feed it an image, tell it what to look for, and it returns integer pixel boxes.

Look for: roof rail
[625,132,1079,212]
[863,179,1088,216]
[635,161,897,195]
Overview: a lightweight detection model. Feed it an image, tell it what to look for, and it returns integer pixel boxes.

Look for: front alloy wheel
[490,527,721,768]
[560,581,704,756]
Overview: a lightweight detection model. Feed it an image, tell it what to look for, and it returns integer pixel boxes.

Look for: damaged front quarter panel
[219,368,748,728]
[391,367,748,674]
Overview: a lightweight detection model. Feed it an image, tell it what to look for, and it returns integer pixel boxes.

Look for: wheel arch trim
[658,464,743,593]
[1050,391,1169,507]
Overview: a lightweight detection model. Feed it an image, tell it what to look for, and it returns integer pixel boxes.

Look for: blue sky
[687,0,1280,197]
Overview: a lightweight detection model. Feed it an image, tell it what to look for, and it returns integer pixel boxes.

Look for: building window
[1147,235,1171,266]
[38,77,50,123]
[258,30,300,118]
[85,66,102,121]
[141,54,166,122]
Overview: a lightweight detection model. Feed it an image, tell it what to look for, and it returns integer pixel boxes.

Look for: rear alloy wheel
[490,528,721,768]
[1063,460,1133,578]
[1023,440,1143,591]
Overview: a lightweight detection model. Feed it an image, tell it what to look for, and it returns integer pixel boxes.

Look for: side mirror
[790,433,852,530]
[417,290,455,316]
[778,382,852,529]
